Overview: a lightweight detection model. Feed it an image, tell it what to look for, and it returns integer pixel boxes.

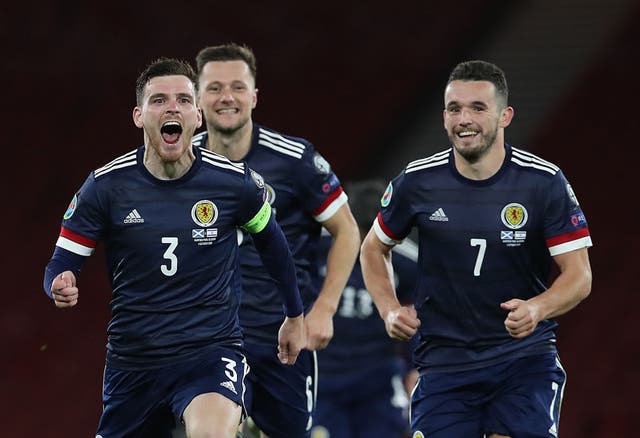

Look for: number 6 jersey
[373,144,592,372]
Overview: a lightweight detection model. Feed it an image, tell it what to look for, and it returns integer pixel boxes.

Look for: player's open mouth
[161,121,183,144]
[458,130,479,138]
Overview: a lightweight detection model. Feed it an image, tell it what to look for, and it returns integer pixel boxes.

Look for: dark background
[2,1,638,436]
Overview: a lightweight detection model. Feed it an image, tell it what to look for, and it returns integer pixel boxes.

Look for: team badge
[500,202,528,229]
[313,153,331,175]
[191,200,218,227]
[412,432,425,438]
[381,182,393,207]
[310,426,330,438]
[63,193,78,220]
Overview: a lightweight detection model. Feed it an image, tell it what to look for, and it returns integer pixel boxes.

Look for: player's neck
[455,140,506,181]
[143,145,195,180]
[205,121,253,161]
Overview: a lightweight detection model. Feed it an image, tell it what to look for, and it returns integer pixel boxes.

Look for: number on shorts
[221,357,238,382]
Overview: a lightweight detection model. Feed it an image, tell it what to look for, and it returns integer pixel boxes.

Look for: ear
[252,88,258,109]
[196,106,203,128]
[133,106,143,128]
[499,106,514,129]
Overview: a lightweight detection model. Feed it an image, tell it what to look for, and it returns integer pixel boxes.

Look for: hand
[304,301,334,350]
[50,271,78,309]
[383,306,420,341]
[277,314,306,365]
[501,299,541,338]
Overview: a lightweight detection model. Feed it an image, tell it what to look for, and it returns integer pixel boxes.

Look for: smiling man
[360,60,593,438]
[193,43,360,438]
[43,58,305,438]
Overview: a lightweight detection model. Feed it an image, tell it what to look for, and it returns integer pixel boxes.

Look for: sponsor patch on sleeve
[313,153,331,175]
[63,193,79,220]
[250,169,265,188]
[381,182,393,207]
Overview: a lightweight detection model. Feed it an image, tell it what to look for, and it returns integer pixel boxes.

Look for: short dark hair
[135,57,197,105]
[344,179,389,231]
[447,60,508,108]
[195,43,257,82]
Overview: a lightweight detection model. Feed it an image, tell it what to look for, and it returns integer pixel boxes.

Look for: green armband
[243,201,272,233]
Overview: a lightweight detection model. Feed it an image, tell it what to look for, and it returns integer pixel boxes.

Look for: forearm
[43,246,85,298]
[251,218,303,317]
[314,228,360,313]
[533,269,591,320]
[360,230,400,318]
[531,248,592,320]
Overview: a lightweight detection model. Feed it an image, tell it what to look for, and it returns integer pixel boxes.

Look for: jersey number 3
[161,237,179,276]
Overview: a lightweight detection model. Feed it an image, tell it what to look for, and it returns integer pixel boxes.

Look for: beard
[206,113,250,136]
[449,122,499,164]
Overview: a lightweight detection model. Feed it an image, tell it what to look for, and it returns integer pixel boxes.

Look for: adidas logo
[429,208,449,222]
[220,380,237,395]
[123,209,145,224]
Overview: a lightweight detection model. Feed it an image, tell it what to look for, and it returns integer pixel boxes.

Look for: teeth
[217,109,237,114]
[459,130,478,137]
[161,120,183,135]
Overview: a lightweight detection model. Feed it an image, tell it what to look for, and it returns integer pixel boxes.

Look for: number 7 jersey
[373,144,592,372]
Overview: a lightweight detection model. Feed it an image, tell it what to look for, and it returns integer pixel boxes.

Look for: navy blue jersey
[374,145,593,372]
[193,125,347,343]
[315,234,418,374]
[54,146,269,369]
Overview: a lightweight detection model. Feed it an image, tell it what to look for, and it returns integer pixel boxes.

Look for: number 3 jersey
[373,144,593,372]
[54,145,268,369]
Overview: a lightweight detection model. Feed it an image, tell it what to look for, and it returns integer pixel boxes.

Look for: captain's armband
[242,201,272,234]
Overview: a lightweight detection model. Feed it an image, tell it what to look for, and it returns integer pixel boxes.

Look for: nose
[220,86,235,102]
[459,108,473,124]
[166,99,180,113]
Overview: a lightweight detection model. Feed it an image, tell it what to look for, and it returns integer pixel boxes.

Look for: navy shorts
[96,345,249,438]
[244,341,317,438]
[410,353,566,438]
[312,359,410,438]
